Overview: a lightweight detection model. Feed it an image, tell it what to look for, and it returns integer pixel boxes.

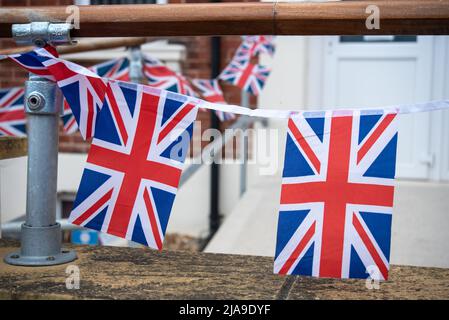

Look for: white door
[315,36,434,180]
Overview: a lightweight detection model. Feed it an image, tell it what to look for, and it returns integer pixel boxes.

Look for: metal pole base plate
[4,249,77,266]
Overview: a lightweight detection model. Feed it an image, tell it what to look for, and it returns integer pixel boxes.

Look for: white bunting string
[198,99,449,119]
[4,48,449,120]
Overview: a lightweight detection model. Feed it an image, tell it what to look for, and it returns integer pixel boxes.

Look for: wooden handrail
[0,37,149,55]
[0,137,27,160]
[0,1,448,38]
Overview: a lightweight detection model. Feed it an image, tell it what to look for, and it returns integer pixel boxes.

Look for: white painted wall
[0,156,27,224]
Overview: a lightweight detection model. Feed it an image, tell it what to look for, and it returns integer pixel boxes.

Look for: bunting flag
[8,46,107,139]
[43,57,107,139]
[192,79,236,121]
[89,57,130,81]
[0,87,26,137]
[8,45,59,81]
[143,54,164,67]
[234,37,276,62]
[219,60,270,96]
[274,110,398,280]
[61,58,131,135]
[68,81,199,249]
[244,36,276,57]
[61,99,79,134]
[144,58,197,97]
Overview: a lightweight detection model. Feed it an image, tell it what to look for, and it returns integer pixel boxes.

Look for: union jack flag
[8,46,58,81]
[219,60,270,96]
[274,110,398,280]
[8,46,107,139]
[68,81,199,249]
[60,58,131,135]
[61,99,78,134]
[89,57,130,81]
[143,54,164,67]
[191,79,236,121]
[0,87,26,137]
[144,58,197,97]
[234,37,275,62]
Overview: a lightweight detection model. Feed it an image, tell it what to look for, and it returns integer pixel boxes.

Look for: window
[340,36,417,43]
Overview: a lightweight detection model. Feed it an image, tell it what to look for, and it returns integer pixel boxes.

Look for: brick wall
[0,0,257,153]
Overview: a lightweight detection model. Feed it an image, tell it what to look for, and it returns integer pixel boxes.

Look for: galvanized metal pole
[239,90,249,197]
[4,22,77,266]
[128,45,144,84]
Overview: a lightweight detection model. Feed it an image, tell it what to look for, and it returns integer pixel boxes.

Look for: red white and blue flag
[68,81,199,249]
[191,79,236,121]
[61,99,78,134]
[8,45,59,81]
[274,110,398,280]
[143,54,164,67]
[144,58,197,97]
[0,87,26,137]
[241,36,276,57]
[89,57,130,82]
[234,37,276,62]
[60,58,131,135]
[219,60,270,96]
[8,46,107,139]
[44,57,107,139]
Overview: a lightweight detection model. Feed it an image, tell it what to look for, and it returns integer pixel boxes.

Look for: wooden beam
[0,1,448,38]
[0,137,27,160]
[57,37,148,54]
[0,37,149,55]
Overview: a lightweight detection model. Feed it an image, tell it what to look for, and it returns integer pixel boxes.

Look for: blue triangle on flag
[12,98,24,107]
[73,169,110,209]
[349,245,368,279]
[0,90,8,100]
[359,211,392,260]
[61,82,81,124]
[151,187,176,236]
[12,123,26,135]
[84,206,108,231]
[131,215,148,246]
[363,133,398,179]
[61,114,71,125]
[275,209,310,259]
[120,85,137,117]
[305,117,325,142]
[292,242,314,276]
[95,99,122,146]
[359,114,382,144]
[165,84,180,95]
[161,97,184,126]
[282,134,315,177]
[96,61,115,77]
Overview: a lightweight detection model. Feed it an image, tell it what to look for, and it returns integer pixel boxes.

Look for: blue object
[71,230,99,245]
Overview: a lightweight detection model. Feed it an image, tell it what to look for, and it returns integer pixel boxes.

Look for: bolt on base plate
[4,249,77,266]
